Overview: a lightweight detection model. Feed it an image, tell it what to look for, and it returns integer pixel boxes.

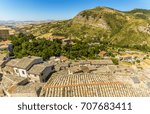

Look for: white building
[14,56,43,77]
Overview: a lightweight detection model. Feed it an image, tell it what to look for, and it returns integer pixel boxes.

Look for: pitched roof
[7,82,42,97]
[80,66,90,73]
[0,54,7,66]
[60,56,68,62]
[90,60,113,65]
[43,74,148,97]
[61,61,71,67]
[80,60,91,65]
[15,56,43,69]
[70,62,80,67]
[0,54,6,61]
[0,61,4,66]
[68,66,82,74]
[96,66,111,73]
[5,59,20,67]
[1,75,26,89]
[28,63,53,75]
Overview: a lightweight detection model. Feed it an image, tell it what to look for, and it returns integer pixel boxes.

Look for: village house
[68,66,82,75]
[48,36,65,41]
[60,55,68,62]
[62,38,73,45]
[54,64,61,71]
[68,66,97,75]
[0,54,10,73]
[70,61,80,67]
[0,40,12,51]
[93,66,111,74]
[118,52,145,63]
[0,74,30,97]
[80,66,97,73]
[3,59,20,75]
[6,82,42,97]
[111,65,134,76]
[99,51,107,58]
[0,86,5,97]
[88,42,100,46]
[13,56,43,78]
[90,59,114,67]
[79,60,91,66]
[28,63,55,83]
[60,61,71,70]
[0,29,9,40]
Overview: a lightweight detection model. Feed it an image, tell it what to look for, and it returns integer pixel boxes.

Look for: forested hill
[19,6,150,47]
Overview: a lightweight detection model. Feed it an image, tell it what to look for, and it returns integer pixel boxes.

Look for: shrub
[111,58,119,65]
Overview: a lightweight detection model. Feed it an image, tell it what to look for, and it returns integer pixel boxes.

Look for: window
[22,71,25,74]
[15,69,19,73]
[51,66,54,70]
[6,71,10,74]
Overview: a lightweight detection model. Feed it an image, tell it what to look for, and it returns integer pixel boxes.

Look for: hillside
[128,9,150,20]
[19,6,150,47]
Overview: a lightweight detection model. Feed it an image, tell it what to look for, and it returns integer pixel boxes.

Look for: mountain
[128,9,150,20]
[0,20,53,27]
[18,6,150,47]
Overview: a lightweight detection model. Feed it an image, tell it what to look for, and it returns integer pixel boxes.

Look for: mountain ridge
[18,6,150,47]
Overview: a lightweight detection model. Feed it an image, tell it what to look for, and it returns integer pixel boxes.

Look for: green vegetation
[63,41,100,59]
[111,58,119,65]
[17,7,150,55]
[9,33,150,61]
[9,33,62,60]
[20,7,150,48]
[136,60,141,63]
[0,37,3,41]
[9,33,121,60]
[128,9,150,20]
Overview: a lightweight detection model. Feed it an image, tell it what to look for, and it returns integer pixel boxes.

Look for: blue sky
[0,0,150,21]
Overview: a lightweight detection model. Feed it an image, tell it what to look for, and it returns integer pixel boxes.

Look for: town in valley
[1,6,150,97]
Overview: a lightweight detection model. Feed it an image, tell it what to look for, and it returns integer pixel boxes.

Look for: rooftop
[79,60,91,65]
[90,60,113,65]
[15,56,43,69]
[28,63,54,75]
[5,59,20,67]
[94,66,111,73]
[1,75,26,89]
[42,73,150,97]
[0,54,7,61]
[7,82,42,97]
[0,54,8,66]
[68,66,82,74]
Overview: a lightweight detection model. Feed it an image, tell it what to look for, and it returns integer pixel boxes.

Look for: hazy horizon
[0,0,150,21]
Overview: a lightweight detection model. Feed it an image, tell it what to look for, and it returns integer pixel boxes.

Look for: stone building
[0,29,9,40]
